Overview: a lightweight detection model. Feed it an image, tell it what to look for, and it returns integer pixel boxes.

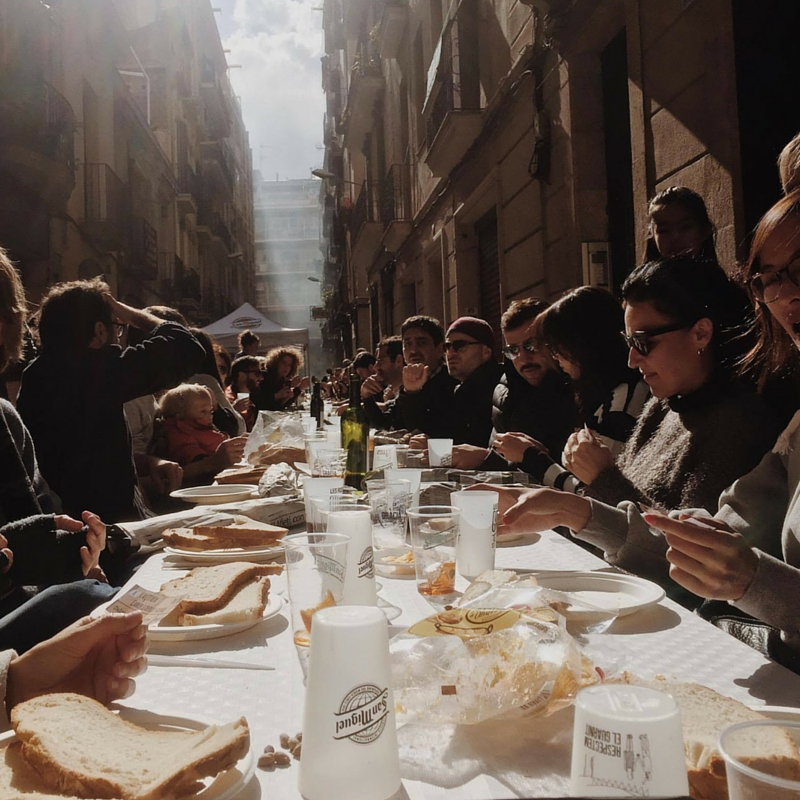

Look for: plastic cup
[365,479,412,552]
[302,416,318,435]
[303,477,345,533]
[385,468,422,509]
[372,444,398,471]
[326,509,378,606]
[719,720,800,799]
[406,505,459,604]
[570,684,689,797]
[299,606,401,800]
[307,446,347,477]
[325,426,342,449]
[284,533,350,648]
[428,438,453,467]
[451,490,498,580]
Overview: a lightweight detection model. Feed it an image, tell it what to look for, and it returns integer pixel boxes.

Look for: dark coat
[397,365,458,439]
[449,359,505,447]
[18,322,204,523]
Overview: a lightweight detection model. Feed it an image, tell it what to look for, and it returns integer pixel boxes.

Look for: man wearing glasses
[451,299,575,470]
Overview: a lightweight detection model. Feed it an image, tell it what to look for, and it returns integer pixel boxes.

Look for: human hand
[492,432,545,463]
[54,512,106,577]
[361,375,385,400]
[451,444,489,470]
[298,376,311,391]
[562,429,614,484]
[150,458,183,494]
[276,386,294,403]
[409,433,428,450]
[233,396,252,414]
[644,512,759,601]
[215,435,247,467]
[6,611,148,711]
[0,533,13,574]
[403,364,429,393]
[483,485,591,535]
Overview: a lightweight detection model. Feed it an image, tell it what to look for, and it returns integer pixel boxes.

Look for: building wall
[0,0,255,322]
[320,0,782,353]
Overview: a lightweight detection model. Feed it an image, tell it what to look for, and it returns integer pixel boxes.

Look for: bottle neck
[348,375,361,408]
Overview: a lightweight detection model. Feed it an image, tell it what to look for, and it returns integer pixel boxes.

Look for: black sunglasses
[621,322,691,356]
[443,340,482,353]
[502,338,540,359]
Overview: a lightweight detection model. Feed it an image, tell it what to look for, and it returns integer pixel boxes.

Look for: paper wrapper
[391,607,598,726]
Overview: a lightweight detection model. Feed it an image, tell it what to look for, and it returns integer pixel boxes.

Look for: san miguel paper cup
[299,606,400,800]
[326,509,378,607]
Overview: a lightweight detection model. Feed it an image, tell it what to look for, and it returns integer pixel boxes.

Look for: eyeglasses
[443,340,482,353]
[502,338,540,359]
[749,259,800,304]
[621,322,692,356]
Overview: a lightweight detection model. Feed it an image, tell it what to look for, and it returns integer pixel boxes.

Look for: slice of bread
[162,523,286,552]
[159,562,281,615]
[619,675,800,800]
[0,740,90,799]
[247,444,305,467]
[179,576,271,626]
[215,466,267,485]
[10,693,249,800]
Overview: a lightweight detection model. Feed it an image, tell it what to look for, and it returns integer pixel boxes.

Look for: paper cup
[302,416,318,435]
[284,533,350,648]
[299,605,401,800]
[326,426,342,449]
[372,444,398,471]
[719,720,800,799]
[326,509,378,606]
[450,490,498,580]
[427,438,453,467]
[570,684,689,797]
[303,477,345,533]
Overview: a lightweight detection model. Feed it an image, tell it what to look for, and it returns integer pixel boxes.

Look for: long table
[117,529,800,799]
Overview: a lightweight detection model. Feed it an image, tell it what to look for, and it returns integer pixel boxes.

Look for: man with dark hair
[397,315,456,437]
[452,298,577,469]
[17,281,204,523]
[230,356,263,430]
[352,351,377,381]
[361,336,404,428]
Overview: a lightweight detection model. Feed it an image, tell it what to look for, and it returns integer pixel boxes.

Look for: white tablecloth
[117,530,800,799]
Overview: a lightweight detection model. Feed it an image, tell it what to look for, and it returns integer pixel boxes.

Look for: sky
[215,0,326,182]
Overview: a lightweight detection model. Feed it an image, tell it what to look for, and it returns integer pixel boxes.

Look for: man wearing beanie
[440,316,504,447]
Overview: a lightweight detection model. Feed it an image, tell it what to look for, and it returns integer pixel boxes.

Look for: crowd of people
[2,139,800,719]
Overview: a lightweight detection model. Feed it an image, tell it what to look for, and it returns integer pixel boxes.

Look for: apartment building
[253,176,326,375]
[0,0,255,322]
[319,0,800,355]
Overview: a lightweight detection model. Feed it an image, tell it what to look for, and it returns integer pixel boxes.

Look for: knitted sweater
[586,380,781,513]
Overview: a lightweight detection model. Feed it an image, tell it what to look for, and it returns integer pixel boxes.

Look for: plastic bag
[391,606,598,725]
[244,411,306,466]
[256,463,300,497]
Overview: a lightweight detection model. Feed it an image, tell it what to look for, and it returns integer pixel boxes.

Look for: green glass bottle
[341,372,368,489]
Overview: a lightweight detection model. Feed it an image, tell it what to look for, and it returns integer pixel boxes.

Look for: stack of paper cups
[303,477,344,533]
[300,606,401,800]
[326,509,377,606]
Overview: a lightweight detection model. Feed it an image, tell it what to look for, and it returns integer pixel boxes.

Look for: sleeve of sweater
[397,388,426,433]
[115,323,205,403]
[0,649,15,732]
[583,464,654,508]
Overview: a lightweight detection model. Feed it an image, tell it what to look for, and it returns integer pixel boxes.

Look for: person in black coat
[18,280,204,524]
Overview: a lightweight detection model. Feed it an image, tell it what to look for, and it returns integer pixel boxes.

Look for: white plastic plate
[169,485,257,505]
[533,570,665,616]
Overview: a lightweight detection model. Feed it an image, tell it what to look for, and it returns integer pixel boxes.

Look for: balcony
[199,56,233,138]
[200,140,235,195]
[81,163,126,248]
[341,40,383,152]
[378,1,409,60]
[323,0,345,53]
[349,182,384,272]
[0,80,76,206]
[177,163,199,215]
[129,217,158,280]
[197,203,233,257]
[380,164,413,252]
[424,30,482,178]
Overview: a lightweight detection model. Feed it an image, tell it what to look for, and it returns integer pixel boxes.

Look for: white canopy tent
[202,302,309,353]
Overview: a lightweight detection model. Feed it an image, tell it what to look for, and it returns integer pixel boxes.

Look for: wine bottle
[310,380,323,430]
[341,373,368,489]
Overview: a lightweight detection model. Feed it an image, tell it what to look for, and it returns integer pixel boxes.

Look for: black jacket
[397,365,457,438]
[449,360,505,447]
[363,394,405,431]
[491,365,577,459]
[18,322,204,523]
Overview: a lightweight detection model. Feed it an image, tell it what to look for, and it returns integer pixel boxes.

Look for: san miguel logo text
[357,546,374,579]
[333,684,389,743]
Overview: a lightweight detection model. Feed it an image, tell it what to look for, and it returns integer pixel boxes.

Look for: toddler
[160,384,228,466]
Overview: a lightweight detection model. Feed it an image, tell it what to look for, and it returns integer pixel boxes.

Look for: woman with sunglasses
[563,256,777,515]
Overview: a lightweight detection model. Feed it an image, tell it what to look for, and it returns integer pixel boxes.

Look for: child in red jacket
[160,384,228,466]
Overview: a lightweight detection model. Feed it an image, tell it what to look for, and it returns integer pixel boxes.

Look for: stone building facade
[0,0,255,322]
[319,0,800,355]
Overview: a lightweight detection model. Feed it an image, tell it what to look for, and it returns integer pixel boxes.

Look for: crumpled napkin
[257,462,299,497]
